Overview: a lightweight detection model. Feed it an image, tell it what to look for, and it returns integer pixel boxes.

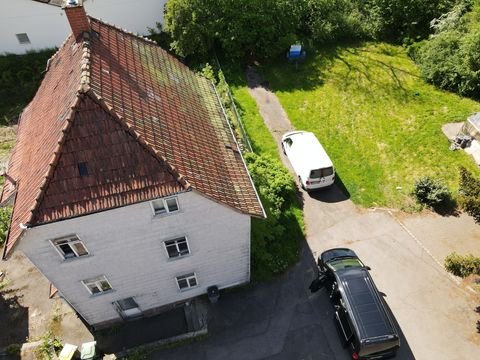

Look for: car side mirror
[309,274,326,293]
[365,266,371,270]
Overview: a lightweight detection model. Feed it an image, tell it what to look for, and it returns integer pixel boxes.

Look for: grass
[223,64,305,280]
[261,43,480,209]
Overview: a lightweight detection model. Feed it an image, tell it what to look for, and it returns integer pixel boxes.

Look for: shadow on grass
[432,198,460,217]
[0,287,28,359]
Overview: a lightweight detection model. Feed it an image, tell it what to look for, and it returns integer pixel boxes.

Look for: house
[0,0,167,55]
[1,2,264,329]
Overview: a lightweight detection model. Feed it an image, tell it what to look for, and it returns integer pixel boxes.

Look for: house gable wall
[17,191,250,326]
[0,0,167,54]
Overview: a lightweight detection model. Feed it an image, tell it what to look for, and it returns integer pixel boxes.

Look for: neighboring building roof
[2,14,264,257]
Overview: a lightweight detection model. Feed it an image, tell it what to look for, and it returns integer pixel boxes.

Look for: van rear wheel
[298,176,306,190]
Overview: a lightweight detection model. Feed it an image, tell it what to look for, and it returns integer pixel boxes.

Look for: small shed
[462,113,480,140]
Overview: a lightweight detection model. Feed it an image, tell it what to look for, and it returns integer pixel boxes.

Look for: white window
[152,196,179,215]
[16,33,30,44]
[176,273,198,291]
[114,297,142,319]
[82,275,112,295]
[52,235,88,259]
[164,237,190,259]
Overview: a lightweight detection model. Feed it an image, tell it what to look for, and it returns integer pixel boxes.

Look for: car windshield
[327,257,364,271]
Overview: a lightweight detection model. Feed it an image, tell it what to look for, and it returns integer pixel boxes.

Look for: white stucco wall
[0,0,167,55]
[17,190,251,326]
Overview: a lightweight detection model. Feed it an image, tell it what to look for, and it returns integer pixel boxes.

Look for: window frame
[151,196,179,216]
[164,237,190,259]
[176,272,198,291]
[82,275,113,296]
[51,235,89,260]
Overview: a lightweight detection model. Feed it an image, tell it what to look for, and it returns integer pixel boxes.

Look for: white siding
[17,191,251,326]
[0,0,167,55]
[0,0,69,54]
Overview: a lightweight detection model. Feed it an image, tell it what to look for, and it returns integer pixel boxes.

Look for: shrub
[458,167,480,223]
[5,343,21,356]
[35,332,62,360]
[0,206,11,247]
[445,252,480,277]
[413,176,451,208]
[245,153,299,279]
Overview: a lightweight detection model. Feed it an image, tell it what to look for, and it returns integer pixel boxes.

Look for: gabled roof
[2,15,264,257]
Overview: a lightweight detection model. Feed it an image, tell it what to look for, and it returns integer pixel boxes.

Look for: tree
[164,0,299,60]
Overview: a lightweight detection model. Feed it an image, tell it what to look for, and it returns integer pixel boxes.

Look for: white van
[281,131,335,190]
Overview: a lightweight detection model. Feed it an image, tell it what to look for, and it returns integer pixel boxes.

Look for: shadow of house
[0,287,28,359]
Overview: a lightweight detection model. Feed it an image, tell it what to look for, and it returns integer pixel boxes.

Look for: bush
[458,167,480,223]
[0,206,11,247]
[245,153,299,279]
[413,1,480,99]
[445,252,480,277]
[413,176,451,209]
[5,343,21,356]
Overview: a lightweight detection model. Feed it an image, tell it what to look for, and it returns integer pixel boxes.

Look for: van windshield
[310,167,334,179]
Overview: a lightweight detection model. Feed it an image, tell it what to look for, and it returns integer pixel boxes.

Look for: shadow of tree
[0,286,28,359]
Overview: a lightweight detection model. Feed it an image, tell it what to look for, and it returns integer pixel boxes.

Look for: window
[176,273,198,290]
[16,33,30,44]
[78,162,89,176]
[52,235,88,259]
[82,275,112,295]
[310,167,334,179]
[152,196,179,215]
[114,297,142,319]
[164,237,190,259]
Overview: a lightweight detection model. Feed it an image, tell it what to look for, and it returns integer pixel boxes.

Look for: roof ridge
[88,16,158,47]
[85,90,191,190]
[27,93,85,225]
[78,32,91,93]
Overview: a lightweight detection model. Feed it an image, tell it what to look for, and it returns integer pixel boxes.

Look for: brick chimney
[63,0,90,41]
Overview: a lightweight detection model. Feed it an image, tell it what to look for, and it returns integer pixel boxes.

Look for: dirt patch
[441,122,464,141]
[0,251,93,351]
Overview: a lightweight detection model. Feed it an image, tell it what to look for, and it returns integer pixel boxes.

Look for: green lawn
[261,43,480,209]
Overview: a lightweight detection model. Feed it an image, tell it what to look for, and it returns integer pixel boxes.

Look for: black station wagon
[317,248,400,360]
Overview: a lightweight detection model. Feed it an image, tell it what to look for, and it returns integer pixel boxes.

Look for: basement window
[176,273,198,291]
[151,196,179,215]
[52,235,88,259]
[16,33,30,45]
[114,297,142,319]
[82,275,112,295]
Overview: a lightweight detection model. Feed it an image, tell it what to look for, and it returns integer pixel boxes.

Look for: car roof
[282,131,333,169]
[335,268,397,341]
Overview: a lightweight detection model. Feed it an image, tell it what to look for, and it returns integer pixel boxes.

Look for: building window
[114,297,142,319]
[152,196,179,215]
[176,273,198,291]
[82,275,112,295]
[78,162,89,176]
[16,33,30,44]
[164,237,190,259]
[52,235,88,259]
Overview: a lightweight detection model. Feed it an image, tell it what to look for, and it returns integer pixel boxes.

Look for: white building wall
[0,0,167,55]
[17,190,251,326]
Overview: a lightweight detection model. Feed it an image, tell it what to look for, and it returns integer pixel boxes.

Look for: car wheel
[298,176,306,190]
[281,142,286,155]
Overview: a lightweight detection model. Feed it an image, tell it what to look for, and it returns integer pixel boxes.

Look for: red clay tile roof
[1,16,264,257]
